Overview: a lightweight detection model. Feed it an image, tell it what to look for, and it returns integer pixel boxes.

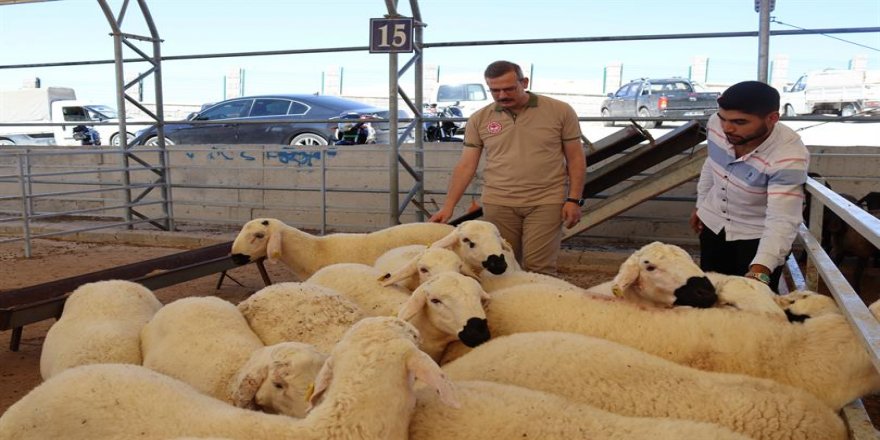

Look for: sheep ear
[229,363,268,410]
[460,263,480,281]
[266,228,283,263]
[307,356,334,411]
[613,253,641,291]
[398,287,428,321]
[381,256,420,287]
[430,229,459,250]
[407,349,460,408]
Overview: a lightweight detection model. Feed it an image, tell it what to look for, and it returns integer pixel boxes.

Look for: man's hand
[562,202,582,229]
[428,207,453,223]
[689,208,703,234]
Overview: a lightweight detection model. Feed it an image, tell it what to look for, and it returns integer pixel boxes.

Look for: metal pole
[757,0,772,83]
[321,145,327,235]
[17,154,32,258]
[411,0,425,222]
[389,51,400,226]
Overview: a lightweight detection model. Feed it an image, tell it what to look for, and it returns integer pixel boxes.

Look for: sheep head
[398,272,490,349]
[431,220,512,276]
[229,341,327,418]
[775,290,841,323]
[231,218,285,264]
[380,247,477,288]
[613,241,716,308]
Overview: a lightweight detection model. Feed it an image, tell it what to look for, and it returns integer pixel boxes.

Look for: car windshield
[85,105,119,120]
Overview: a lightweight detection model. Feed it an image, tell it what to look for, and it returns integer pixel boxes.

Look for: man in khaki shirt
[430,60,586,274]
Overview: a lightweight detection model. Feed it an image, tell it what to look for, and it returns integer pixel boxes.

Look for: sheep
[409,380,751,440]
[230,218,453,280]
[824,193,879,293]
[229,341,328,418]
[241,273,490,362]
[238,282,365,352]
[0,317,460,440]
[470,284,880,409]
[442,331,845,440]
[429,220,520,276]
[140,296,265,402]
[478,269,588,294]
[774,290,842,322]
[305,263,412,316]
[706,272,787,320]
[376,245,476,291]
[583,241,717,308]
[39,279,162,380]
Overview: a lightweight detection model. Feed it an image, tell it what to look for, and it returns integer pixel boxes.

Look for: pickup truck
[600,78,720,128]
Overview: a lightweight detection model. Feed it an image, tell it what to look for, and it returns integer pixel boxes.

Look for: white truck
[780,69,880,117]
[432,82,492,119]
[0,87,133,146]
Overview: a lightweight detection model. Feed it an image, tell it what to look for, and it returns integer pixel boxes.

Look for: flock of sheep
[0,217,876,440]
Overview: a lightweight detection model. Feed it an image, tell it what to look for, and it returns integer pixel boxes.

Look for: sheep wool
[39,280,162,380]
[0,317,458,440]
[305,263,411,316]
[442,332,845,440]
[238,282,365,352]
[481,284,880,409]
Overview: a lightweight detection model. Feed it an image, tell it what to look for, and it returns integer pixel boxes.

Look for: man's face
[486,71,529,109]
[717,108,779,149]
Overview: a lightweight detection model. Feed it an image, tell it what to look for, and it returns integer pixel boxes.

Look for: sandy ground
[1,233,878,432]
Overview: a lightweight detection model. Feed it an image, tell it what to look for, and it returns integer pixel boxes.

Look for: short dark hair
[484,61,524,80]
[717,81,780,116]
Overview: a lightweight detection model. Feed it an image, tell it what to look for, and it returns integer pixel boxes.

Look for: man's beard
[726,124,769,146]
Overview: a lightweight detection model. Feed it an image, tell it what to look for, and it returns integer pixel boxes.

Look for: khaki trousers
[483,202,564,275]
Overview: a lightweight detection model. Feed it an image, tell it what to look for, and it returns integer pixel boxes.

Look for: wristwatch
[744,271,771,285]
[565,197,585,207]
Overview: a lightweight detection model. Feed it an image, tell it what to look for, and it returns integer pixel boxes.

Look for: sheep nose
[672,276,717,308]
[458,317,491,347]
[231,253,251,265]
[482,254,508,275]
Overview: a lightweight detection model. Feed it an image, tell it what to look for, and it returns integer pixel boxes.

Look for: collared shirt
[463,92,582,206]
[696,113,809,270]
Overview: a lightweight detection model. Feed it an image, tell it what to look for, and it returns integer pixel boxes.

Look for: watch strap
[745,272,771,285]
[565,197,584,206]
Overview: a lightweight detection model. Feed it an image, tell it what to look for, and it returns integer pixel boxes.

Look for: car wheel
[601,108,613,127]
[637,108,656,129]
[110,132,135,147]
[0,138,15,146]
[145,136,175,147]
[784,105,797,117]
[290,132,329,146]
[840,104,857,118]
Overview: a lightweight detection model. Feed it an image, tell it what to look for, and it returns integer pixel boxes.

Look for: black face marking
[261,220,269,226]
[646,264,657,272]
[458,317,491,347]
[672,276,717,308]
[785,309,810,323]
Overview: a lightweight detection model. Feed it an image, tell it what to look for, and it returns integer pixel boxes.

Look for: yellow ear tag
[611,284,624,298]
[304,382,315,403]
[270,250,281,259]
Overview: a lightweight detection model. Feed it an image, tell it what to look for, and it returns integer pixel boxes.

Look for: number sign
[369,18,414,53]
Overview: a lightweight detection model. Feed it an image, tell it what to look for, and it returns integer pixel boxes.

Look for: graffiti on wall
[183,146,339,166]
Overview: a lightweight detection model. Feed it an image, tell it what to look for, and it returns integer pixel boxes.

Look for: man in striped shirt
[689,81,809,292]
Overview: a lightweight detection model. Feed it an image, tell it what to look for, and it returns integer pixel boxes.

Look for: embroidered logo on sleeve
[487,121,502,134]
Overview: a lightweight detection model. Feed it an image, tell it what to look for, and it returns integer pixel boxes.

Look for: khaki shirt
[464,92,582,207]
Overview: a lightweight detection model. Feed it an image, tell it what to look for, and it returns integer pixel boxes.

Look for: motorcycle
[424,104,464,142]
[333,112,377,145]
[72,125,101,146]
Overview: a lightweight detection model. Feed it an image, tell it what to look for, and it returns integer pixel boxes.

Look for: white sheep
[774,290,842,322]
[429,220,520,276]
[39,280,162,380]
[238,282,365,352]
[376,245,476,291]
[706,272,787,319]
[583,241,717,308]
[305,263,411,316]
[410,380,751,440]
[229,341,328,418]
[471,284,880,410]
[140,296,265,402]
[442,331,845,440]
[241,273,490,362]
[0,317,460,440]
[478,269,587,294]
[230,218,453,280]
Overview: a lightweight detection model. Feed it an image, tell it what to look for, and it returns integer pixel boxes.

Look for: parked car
[133,94,406,146]
[600,78,720,128]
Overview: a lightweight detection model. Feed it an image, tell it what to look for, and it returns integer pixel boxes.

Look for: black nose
[458,317,491,347]
[231,253,251,265]
[482,254,508,275]
[673,276,717,308]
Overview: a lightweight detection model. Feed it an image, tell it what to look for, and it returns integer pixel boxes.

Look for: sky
[0,0,878,107]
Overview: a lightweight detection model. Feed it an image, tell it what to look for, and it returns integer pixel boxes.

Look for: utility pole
[756,0,775,83]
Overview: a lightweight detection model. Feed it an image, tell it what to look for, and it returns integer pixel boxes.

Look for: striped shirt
[696,113,809,271]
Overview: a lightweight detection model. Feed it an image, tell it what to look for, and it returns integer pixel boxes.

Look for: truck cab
[433,82,492,119]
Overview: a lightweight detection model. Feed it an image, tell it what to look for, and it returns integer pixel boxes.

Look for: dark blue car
[133,94,404,146]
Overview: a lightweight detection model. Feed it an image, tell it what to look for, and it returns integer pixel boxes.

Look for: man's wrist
[565,197,585,207]
[744,271,771,285]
